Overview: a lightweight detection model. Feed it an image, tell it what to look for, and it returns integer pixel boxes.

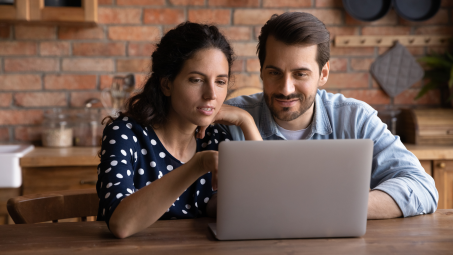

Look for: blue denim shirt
[224,89,438,217]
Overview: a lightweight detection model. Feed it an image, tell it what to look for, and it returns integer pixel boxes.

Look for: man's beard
[264,92,315,122]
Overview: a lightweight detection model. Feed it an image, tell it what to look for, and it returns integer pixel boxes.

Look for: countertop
[19,144,453,167]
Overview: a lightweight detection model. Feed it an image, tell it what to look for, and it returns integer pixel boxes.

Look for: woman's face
[164,48,229,128]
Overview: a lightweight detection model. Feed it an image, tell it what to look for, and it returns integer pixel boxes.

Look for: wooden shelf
[0,0,97,26]
[335,35,451,47]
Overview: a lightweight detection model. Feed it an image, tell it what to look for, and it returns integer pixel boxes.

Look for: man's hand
[367,190,403,219]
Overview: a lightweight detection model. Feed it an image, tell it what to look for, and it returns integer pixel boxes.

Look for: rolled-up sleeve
[361,110,438,217]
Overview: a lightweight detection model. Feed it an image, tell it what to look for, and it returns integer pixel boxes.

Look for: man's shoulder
[225,92,264,109]
[317,89,375,116]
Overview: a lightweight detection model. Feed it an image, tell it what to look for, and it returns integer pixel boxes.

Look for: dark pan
[343,0,392,22]
[393,0,441,21]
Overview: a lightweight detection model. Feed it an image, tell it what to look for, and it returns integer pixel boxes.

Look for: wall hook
[408,38,415,44]
[376,39,382,44]
[343,40,349,44]
[360,39,366,44]
[424,38,431,43]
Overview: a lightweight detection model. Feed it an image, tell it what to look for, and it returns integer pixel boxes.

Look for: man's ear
[318,61,330,87]
[160,78,171,96]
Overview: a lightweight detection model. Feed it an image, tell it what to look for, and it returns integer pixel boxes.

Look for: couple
[97,12,438,239]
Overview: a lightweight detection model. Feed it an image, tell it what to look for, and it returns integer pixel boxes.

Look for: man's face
[260,36,328,123]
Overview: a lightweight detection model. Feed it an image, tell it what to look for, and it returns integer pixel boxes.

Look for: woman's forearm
[109,156,204,239]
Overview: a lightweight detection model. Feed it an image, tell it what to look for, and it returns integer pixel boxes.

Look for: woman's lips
[197,107,214,116]
[275,99,298,108]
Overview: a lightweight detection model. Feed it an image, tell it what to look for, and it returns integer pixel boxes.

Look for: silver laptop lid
[216,139,373,240]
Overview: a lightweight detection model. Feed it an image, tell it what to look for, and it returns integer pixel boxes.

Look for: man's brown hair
[257,12,330,74]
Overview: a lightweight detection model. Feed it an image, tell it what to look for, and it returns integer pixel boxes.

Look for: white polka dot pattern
[112,126,119,130]
[138,168,144,175]
[109,139,116,144]
[167,165,173,171]
[126,123,132,129]
[111,160,118,166]
[151,139,157,145]
[121,150,127,156]
[150,161,156,167]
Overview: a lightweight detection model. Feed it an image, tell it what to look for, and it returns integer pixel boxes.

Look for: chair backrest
[7,188,99,224]
[226,87,262,100]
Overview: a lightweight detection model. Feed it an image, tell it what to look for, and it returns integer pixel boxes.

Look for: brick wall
[0,0,452,143]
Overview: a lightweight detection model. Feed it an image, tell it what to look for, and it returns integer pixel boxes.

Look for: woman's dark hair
[257,12,330,74]
[103,22,234,128]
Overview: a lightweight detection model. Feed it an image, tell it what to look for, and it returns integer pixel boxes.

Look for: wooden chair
[7,188,99,224]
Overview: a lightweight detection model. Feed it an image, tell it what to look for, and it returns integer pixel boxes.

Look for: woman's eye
[190,78,203,83]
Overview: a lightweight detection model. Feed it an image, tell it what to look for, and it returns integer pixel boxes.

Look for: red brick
[40,42,70,56]
[143,8,185,24]
[254,26,261,40]
[331,46,375,57]
[72,42,125,56]
[62,58,114,72]
[0,75,41,90]
[14,92,67,107]
[378,46,425,56]
[100,74,148,90]
[327,27,359,38]
[128,43,156,56]
[58,27,104,40]
[246,58,260,72]
[394,88,441,105]
[291,9,343,25]
[209,0,259,7]
[414,26,453,35]
[117,0,165,5]
[231,42,257,57]
[324,73,369,89]
[0,24,10,38]
[108,26,161,41]
[14,126,42,143]
[0,127,9,141]
[329,58,347,72]
[346,10,398,25]
[98,7,142,24]
[263,0,311,7]
[231,73,261,89]
[169,0,204,5]
[231,59,244,72]
[340,89,391,105]
[219,26,251,41]
[4,58,59,72]
[399,9,449,25]
[70,91,104,108]
[315,0,342,7]
[15,25,55,39]
[99,0,113,4]
[0,93,12,107]
[350,58,375,71]
[0,42,36,56]
[44,75,97,90]
[116,59,151,72]
[0,110,43,125]
[234,9,284,25]
[362,26,411,35]
[188,9,231,25]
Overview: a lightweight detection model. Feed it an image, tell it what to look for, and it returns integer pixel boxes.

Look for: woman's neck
[153,113,197,163]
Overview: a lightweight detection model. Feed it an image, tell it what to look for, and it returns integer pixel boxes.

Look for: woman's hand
[196,104,262,141]
[194,151,219,190]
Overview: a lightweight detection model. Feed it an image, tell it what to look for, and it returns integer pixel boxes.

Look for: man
[224,12,438,219]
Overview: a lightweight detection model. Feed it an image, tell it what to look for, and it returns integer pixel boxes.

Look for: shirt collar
[259,90,332,139]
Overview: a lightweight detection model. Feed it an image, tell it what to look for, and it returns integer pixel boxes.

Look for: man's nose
[203,82,217,100]
[280,75,295,96]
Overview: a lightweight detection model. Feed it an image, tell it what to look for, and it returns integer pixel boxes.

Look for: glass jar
[42,109,73,147]
[74,109,102,147]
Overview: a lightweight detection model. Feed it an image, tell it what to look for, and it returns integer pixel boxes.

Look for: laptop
[209,139,373,240]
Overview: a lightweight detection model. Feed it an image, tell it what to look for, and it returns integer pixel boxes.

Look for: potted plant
[416,51,453,108]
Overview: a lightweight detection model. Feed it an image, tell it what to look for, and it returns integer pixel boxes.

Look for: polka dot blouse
[96,115,232,227]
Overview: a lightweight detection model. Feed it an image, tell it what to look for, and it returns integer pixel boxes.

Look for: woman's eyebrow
[188,71,228,78]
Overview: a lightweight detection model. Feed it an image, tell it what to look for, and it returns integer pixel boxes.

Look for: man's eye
[269,71,279,75]
[216,80,227,85]
[296,73,307,77]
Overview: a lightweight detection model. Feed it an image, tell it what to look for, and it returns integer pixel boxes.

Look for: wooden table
[1,210,452,255]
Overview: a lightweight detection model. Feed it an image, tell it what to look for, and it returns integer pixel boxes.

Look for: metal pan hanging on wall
[393,0,441,22]
[342,0,392,22]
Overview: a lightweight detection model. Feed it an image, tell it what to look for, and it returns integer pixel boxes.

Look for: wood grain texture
[434,160,453,209]
[0,210,452,254]
[22,166,97,195]
[405,144,453,160]
[20,147,100,167]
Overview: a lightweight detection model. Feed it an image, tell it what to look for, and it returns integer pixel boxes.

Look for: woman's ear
[318,61,330,87]
[160,78,172,96]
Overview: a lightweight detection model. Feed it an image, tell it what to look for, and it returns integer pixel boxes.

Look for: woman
[96,22,262,239]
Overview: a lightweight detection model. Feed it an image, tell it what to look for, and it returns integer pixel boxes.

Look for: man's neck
[273,101,315,131]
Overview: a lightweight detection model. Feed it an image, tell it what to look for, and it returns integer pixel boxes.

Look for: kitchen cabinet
[0,0,97,25]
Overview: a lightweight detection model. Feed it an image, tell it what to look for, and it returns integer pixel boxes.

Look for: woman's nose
[203,82,217,100]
